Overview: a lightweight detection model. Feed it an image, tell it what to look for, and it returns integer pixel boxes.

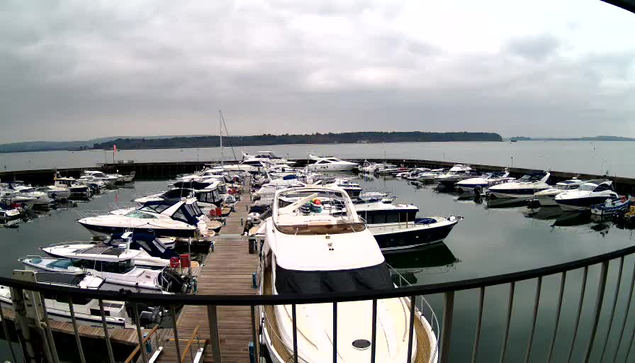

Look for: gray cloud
[1,0,635,143]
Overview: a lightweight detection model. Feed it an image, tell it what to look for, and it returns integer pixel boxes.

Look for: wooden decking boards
[155,180,259,363]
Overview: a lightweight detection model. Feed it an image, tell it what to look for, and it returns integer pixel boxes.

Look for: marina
[2,151,635,362]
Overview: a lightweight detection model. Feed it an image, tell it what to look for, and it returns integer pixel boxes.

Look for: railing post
[133,304,149,363]
[499,281,515,363]
[333,302,338,363]
[251,305,260,361]
[207,305,222,363]
[67,297,87,363]
[583,261,609,363]
[471,287,485,363]
[406,296,416,363]
[600,256,624,361]
[440,291,455,363]
[567,266,589,363]
[171,305,182,363]
[524,277,542,363]
[0,303,17,363]
[35,292,60,363]
[547,272,566,363]
[292,304,299,363]
[371,299,378,363]
[10,286,37,361]
[612,261,635,362]
[98,299,116,363]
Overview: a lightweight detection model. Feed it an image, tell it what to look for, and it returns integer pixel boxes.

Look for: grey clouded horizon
[1,0,634,143]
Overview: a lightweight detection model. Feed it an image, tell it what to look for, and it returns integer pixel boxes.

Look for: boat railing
[3,242,635,362]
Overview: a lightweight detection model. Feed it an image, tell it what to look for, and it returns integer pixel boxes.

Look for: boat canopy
[109,233,178,260]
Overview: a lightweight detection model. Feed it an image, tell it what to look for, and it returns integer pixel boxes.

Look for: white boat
[555,180,619,211]
[305,154,358,172]
[259,186,438,362]
[0,204,22,222]
[0,271,146,328]
[358,161,396,174]
[134,180,225,214]
[2,184,52,209]
[324,178,362,198]
[435,164,475,188]
[42,233,181,270]
[20,250,187,293]
[78,198,214,239]
[533,178,584,206]
[355,200,460,252]
[487,171,551,199]
[417,169,445,183]
[39,185,71,201]
[80,170,119,188]
[242,151,293,166]
[456,170,514,193]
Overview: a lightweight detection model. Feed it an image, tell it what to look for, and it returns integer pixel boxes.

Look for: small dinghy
[591,197,630,216]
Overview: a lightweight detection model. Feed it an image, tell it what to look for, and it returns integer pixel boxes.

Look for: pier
[152,179,258,363]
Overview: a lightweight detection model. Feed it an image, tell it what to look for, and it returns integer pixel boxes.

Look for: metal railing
[2,244,635,362]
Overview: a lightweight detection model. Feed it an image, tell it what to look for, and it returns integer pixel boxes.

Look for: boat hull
[78,222,197,238]
[369,219,458,252]
[556,196,616,211]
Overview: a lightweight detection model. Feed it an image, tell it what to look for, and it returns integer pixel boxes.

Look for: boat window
[71,259,94,269]
[172,208,189,223]
[594,184,612,192]
[139,203,172,214]
[125,211,157,219]
[275,263,394,294]
[579,184,597,191]
[386,212,400,223]
[90,308,110,316]
[98,260,134,273]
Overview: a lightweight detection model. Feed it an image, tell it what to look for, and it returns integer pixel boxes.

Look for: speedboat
[80,170,119,188]
[20,250,188,293]
[555,180,619,211]
[3,184,52,209]
[78,198,215,239]
[355,200,460,252]
[241,151,293,166]
[0,204,22,222]
[435,164,475,188]
[0,270,157,328]
[417,169,444,183]
[258,186,438,362]
[358,161,396,174]
[533,178,584,206]
[42,232,182,269]
[134,180,225,214]
[456,170,514,193]
[306,153,358,171]
[487,171,551,199]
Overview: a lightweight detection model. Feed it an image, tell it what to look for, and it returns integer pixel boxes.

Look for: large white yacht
[78,198,214,239]
[533,178,585,206]
[305,154,358,172]
[435,164,475,188]
[259,187,437,362]
[80,170,119,188]
[487,171,551,199]
[555,180,619,211]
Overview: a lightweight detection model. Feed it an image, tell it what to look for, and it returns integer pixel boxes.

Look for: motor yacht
[78,198,214,239]
[1,184,52,209]
[358,161,396,174]
[0,204,22,222]
[20,248,188,293]
[435,164,475,188]
[258,186,437,362]
[80,170,119,188]
[456,170,514,193]
[487,171,551,199]
[42,232,182,269]
[355,200,460,252]
[555,180,619,211]
[533,178,584,206]
[242,151,293,166]
[305,154,358,172]
[417,169,444,183]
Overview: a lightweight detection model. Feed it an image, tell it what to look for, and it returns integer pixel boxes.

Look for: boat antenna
[219,111,224,167]
[219,110,238,162]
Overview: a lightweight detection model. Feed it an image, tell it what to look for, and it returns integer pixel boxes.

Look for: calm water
[1,140,633,177]
[1,177,634,362]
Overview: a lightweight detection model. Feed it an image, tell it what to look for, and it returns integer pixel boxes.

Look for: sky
[1,0,634,143]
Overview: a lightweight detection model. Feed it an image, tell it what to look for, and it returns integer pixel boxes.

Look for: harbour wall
[2,159,635,195]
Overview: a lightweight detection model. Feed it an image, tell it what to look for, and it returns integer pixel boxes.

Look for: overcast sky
[1,0,634,143]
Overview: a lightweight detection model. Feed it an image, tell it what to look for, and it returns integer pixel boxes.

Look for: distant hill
[91,132,503,150]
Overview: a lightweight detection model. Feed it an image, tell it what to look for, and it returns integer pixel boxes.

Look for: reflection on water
[523,206,563,220]
[387,243,460,285]
[552,211,591,226]
[485,197,529,209]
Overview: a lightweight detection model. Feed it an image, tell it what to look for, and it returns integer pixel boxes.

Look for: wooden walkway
[156,182,259,363]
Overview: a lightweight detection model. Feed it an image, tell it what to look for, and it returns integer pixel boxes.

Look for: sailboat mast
[219,110,224,166]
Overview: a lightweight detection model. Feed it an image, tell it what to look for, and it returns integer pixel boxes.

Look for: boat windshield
[125,211,157,219]
[275,262,393,294]
[578,184,597,191]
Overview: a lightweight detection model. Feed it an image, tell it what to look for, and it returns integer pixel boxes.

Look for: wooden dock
[155,182,259,363]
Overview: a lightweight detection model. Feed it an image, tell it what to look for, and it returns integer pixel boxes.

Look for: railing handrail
[3,243,635,306]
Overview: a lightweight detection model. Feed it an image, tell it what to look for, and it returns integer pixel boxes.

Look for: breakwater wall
[2,159,635,195]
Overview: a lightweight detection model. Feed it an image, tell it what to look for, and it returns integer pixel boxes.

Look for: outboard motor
[159,269,188,293]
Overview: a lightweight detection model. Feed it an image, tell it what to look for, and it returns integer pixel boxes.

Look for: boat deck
[155,180,259,363]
